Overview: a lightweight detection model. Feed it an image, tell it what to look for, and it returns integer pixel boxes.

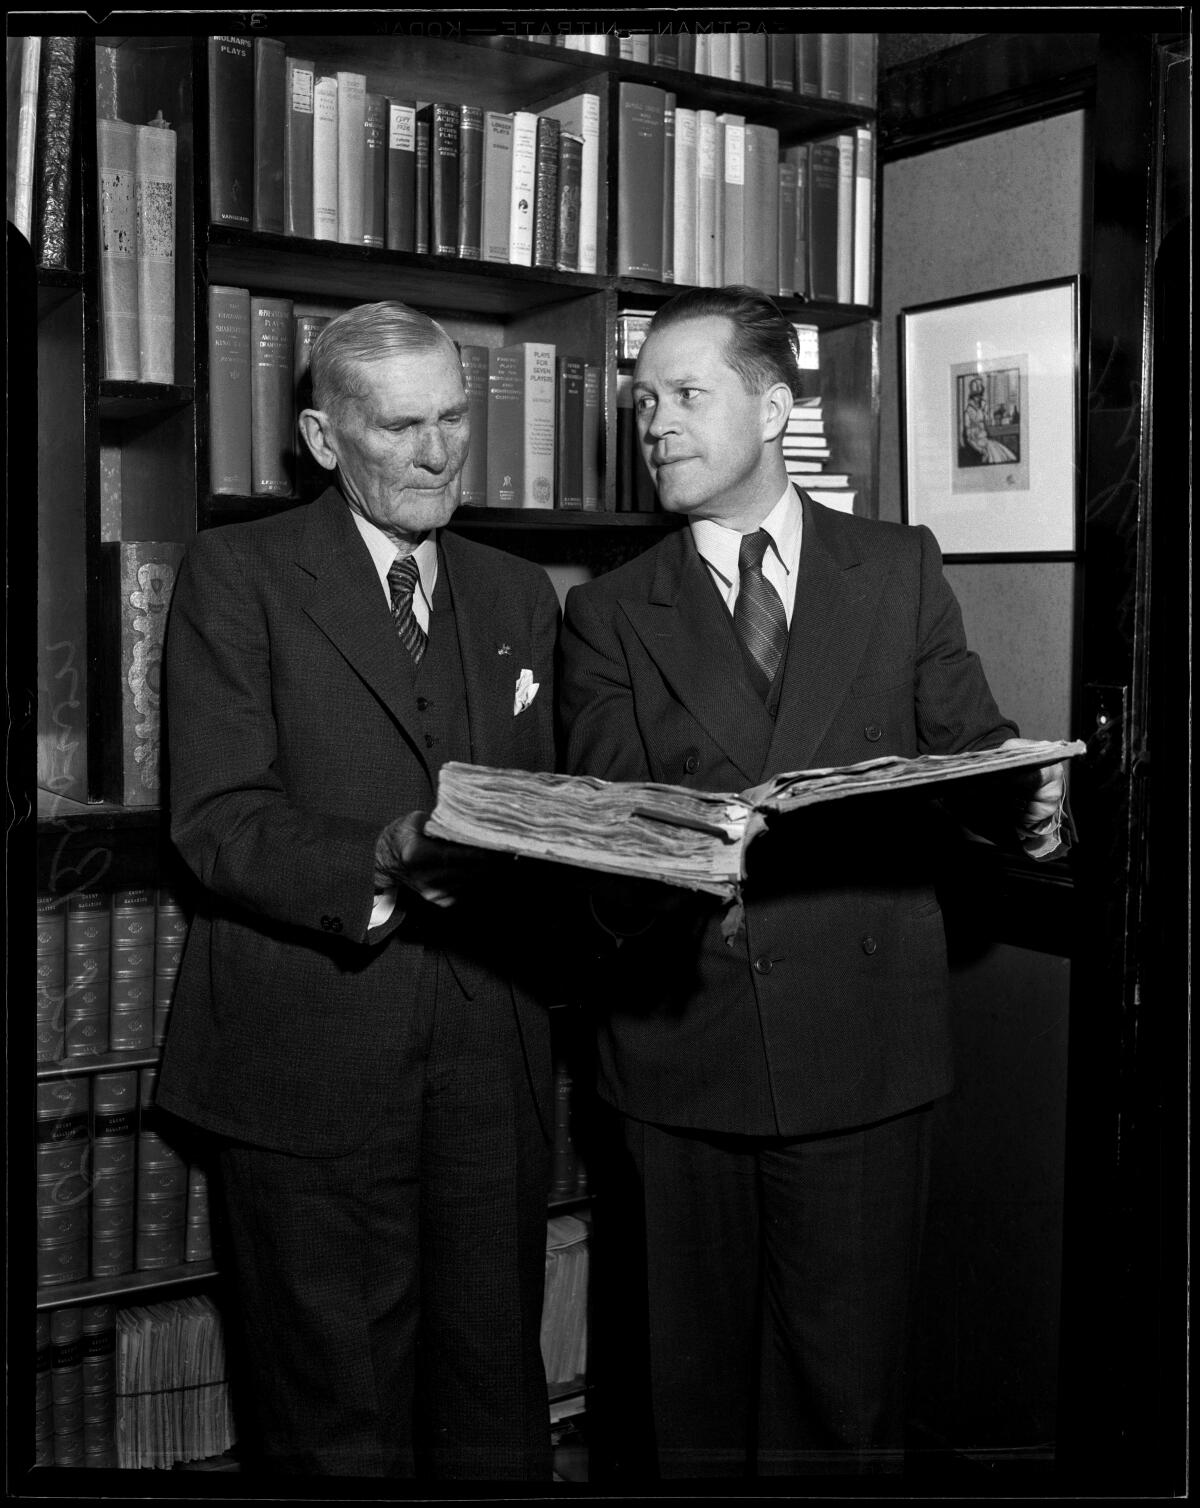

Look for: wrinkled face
[632,315,777,524]
[318,342,470,540]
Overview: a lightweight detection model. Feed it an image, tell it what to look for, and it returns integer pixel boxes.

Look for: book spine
[849,32,878,106]
[555,356,585,509]
[153,886,188,1046]
[96,118,139,380]
[361,92,386,247]
[508,110,537,267]
[414,114,430,254]
[134,120,176,384]
[486,345,525,506]
[615,373,636,511]
[853,126,874,306]
[207,284,252,493]
[777,159,797,297]
[135,1065,187,1271]
[33,37,79,269]
[385,99,417,251]
[742,33,767,87]
[789,143,809,298]
[207,36,253,228]
[457,102,483,258]
[283,56,315,238]
[49,1307,85,1461]
[457,344,489,506]
[90,1070,138,1279]
[532,113,560,270]
[250,295,294,495]
[768,33,796,91]
[710,35,731,80]
[796,34,821,97]
[335,71,366,245]
[555,131,582,272]
[481,110,513,263]
[36,1077,91,1288]
[35,1312,53,1465]
[63,890,110,1059]
[102,544,185,805]
[11,36,41,241]
[252,36,286,234]
[661,93,676,284]
[521,343,557,507]
[425,101,459,256]
[673,107,697,286]
[677,34,697,72]
[806,137,839,301]
[575,94,600,274]
[312,75,338,241]
[582,362,602,511]
[719,113,745,285]
[79,1303,118,1467]
[820,32,850,100]
[694,34,712,76]
[551,1062,577,1197]
[617,84,666,280]
[695,109,717,287]
[835,130,855,304]
[36,892,67,1064]
[185,1163,213,1262]
[651,35,680,68]
[742,123,778,295]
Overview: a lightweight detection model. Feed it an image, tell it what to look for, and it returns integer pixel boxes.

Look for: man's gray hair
[309,301,460,420]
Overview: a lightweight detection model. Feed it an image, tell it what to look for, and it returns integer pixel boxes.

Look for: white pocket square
[514,668,539,716]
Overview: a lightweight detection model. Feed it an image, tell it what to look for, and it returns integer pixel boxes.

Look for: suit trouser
[598,1102,934,1479]
[214,956,552,1480]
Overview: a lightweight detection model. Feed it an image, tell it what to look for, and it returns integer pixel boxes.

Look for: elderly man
[157,301,559,1479]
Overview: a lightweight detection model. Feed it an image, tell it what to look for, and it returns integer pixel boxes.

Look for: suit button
[684,753,700,774]
[865,725,883,741]
[861,935,878,955]
[424,733,436,748]
[416,697,430,711]
[320,915,330,930]
[753,955,774,975]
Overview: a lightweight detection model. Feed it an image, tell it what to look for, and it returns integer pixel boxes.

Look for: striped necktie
[387,554,427,665]
[733,529,787,690]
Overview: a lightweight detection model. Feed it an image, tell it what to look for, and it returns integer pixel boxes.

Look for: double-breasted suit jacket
[157,487,560,1153]
[559,494,1017,1139]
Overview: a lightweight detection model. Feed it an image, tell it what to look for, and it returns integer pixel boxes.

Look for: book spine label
[508,111,537,266]
[207,36,253,227]
[250,296,295,495]
[336,71,366,245]
[208,285,252,494]
[617,84,666,281]
[97,118,139,380]
[134,123,176,384]
[457,103,483,258]
[582,363,602,511]
[532,114,560,269]
[555,132,582,272]
[252,37,286,234]
[312,75,338,241]
[457,344,489,506]
[284,58,315,238]
[481,110,513,263]
[385,100,417,251]
[555,356,585,509]
[362,92,386,247]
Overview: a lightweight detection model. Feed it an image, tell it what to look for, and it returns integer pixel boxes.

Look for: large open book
[427,740,1086,902]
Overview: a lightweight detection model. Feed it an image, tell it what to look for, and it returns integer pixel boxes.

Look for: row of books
[35,1064,212,1289]
[208,37,603,274]
[209,288,605,511]
[562,30,879,105]
[6,36,80,268]
[36,887,188,1063]
[34,1296,235,1469]
[619,82,875,302]
[541,1213,589,1393]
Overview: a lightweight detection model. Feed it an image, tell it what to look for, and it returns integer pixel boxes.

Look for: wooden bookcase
[27,25,881,1477]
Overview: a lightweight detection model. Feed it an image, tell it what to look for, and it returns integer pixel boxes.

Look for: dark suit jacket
[559,496,1017,1138]
[157,489,560,1156]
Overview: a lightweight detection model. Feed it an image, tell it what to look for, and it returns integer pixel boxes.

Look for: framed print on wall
[899,277,1081,557]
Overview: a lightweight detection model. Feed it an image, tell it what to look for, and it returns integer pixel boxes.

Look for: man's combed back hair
[645,285,806,400]
[309,300,459,420]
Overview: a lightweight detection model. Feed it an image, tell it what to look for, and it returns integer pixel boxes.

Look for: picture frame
[898,277,1081,557]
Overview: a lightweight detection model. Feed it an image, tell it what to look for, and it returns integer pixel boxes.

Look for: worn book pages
[427,740,1086,902]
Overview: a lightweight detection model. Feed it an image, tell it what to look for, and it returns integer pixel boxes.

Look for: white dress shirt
[690,483,803,624]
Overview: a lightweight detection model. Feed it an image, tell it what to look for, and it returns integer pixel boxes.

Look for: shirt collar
[690,483,803,588]
[349,508,439,606]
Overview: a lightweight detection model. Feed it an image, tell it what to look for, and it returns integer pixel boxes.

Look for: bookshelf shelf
[37,1047,164,1081]
[37,790,162,830]
[99,381,195,419]
[35,1259,219,1312]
